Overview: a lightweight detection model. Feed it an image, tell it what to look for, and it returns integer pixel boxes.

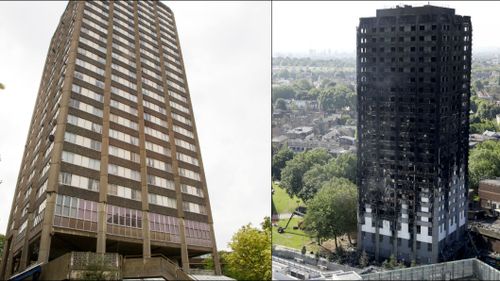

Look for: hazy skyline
[273,1,500,56]
[0,1,271,251]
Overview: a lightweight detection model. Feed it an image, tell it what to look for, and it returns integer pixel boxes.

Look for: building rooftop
[479,179,500,187]
[376,5,455,17]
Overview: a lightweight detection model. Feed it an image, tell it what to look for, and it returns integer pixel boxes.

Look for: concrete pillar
[179,218,190,272]
[96,203,107,254]
[209,222,222,275]
[19,213,35,270]
[142,211,151,258]
[37,192,57,263]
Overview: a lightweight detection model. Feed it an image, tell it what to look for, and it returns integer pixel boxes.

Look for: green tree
[272,85,296,102]
[272,146,294,181]
[317,84,356,113]
[293,79,313,92]
[224,218,271,281]
[280,149,331,198]
[275,98,287,111]
[474,80,484,91]
[302,178,358,248]
[307,88,321,100]
[300,153,356,201]
[469,140,500,189]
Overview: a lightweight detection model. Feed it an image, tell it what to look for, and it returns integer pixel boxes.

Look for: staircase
[122,254,193,280]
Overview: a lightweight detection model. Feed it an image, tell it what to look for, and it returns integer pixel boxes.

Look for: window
[61,151,100,170]
[108,164,140,181]
[59,172,99,192]
[175,138,196,152]
[181,184,203,197]
[147,175,174,189]
[148,193,177,208]
[109,128,139,145]
[64,132,101,151]
[106,204,142,228]
[108,184,141,201]
[144,126,169,141]
[178,168,201,181]
[176,152,199,166]
[183,201,206,215]
[110,114,138,129]
[149,212,179,234]
[109,145,140,163]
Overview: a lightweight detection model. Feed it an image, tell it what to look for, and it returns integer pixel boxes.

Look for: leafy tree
[317,84,356,113]
[275,98,287,111]
[271,146,294,181]
[261,216,271,232]
[272,85,296,102]
[280,149,331,198]
[474,80,484,91]
[300,153,356,201]
[302,178,357,248]
[470,120,499,134]
[320,79,336,89]
[307,88,321,100]
[469,140,500,189]
[293,79,313,92]
[224,218,271,281]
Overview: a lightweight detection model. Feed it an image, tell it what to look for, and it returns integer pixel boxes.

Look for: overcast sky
[273,1,500,56]
[0,1,271,251]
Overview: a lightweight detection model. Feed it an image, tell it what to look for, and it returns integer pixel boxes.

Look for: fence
[362,258,500,280]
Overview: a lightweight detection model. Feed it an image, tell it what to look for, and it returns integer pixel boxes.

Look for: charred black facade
[356,5,471,264]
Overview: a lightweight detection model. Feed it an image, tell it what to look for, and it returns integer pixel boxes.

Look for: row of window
[148,193,176,208]
[68,114,103,133]
[62,151,100,170]
[60,172,100,192]
[109,163,141,181]
[111,98,138,115]
[110,113,138,130]
[72,84,104,102]
[109,145,140,163]
[108,184,142,201]
[109,128,139,145]
[64,132,101,151]
[69,98,103,117]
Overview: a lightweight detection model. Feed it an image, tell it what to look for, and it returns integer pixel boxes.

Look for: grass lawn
[272,182,304,214]
[272,218,318,253]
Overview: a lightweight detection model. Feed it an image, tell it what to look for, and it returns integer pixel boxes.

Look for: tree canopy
[272,146,294,181]
[280,148,331,198]
[302,178,358,247]
[300,152,357,201]
[224,217,271,281]
[469,140,500,189]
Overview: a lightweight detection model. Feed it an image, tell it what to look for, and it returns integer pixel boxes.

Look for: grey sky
[0,1,271,251]
[273,1,500,55]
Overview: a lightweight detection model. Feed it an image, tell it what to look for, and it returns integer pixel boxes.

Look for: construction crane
[277,206,307,233]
